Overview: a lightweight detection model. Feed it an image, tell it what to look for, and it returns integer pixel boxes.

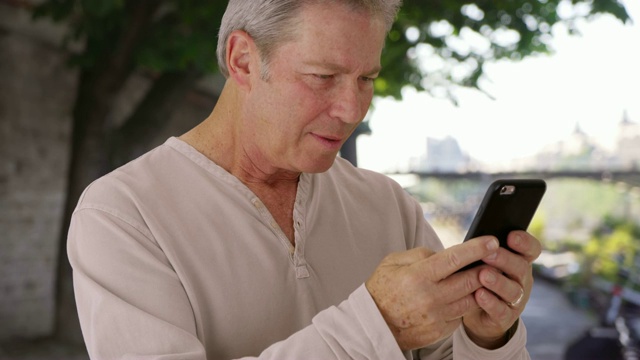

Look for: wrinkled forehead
[279,2,387,67]
[288,1,387,42]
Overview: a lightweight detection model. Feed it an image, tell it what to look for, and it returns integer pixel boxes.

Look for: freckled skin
[367,231,541,350]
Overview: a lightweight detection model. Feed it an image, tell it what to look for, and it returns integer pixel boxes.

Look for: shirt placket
[250,196,310,279]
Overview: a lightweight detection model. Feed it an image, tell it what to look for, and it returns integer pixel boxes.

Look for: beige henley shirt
[68,137,529,359]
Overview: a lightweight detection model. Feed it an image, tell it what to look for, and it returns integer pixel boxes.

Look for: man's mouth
[311,133,344,149]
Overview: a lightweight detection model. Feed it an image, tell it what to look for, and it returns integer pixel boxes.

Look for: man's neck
[180,83,301,188]
[180,83,302,244]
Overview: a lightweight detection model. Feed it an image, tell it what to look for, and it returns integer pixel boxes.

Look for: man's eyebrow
[304,61,381,76]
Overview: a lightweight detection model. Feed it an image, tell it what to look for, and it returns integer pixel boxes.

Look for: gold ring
[506,287,525,307]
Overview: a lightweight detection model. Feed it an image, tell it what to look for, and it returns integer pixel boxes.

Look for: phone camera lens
[500,185,516,195]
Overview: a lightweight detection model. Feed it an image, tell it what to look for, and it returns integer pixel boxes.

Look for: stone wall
[0,3,77,340]
[0,2,218,341]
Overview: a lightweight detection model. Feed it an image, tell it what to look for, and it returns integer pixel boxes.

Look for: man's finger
[507,231,542,263]
[382,247,437,267]
[421,236,499,280]
[441,294,479,321]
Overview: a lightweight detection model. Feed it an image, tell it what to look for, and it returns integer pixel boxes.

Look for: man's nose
[329,81,367,124]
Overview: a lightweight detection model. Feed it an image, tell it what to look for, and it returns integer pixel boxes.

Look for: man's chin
[299,155,339,174]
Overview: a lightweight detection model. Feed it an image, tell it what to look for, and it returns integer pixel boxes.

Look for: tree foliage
[34,1,226,74]
[585,218,640,285]
[381,0,630,101]
[35,0,630,101]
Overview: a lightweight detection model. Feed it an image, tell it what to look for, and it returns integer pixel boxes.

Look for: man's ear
[226,30,258,90]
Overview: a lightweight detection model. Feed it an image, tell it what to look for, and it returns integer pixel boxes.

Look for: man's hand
[365,236,500,351]
[462,230,543,349]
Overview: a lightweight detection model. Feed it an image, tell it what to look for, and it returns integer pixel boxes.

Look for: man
[68,0,539,358]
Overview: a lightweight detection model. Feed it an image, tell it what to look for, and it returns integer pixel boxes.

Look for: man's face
[242,2,387,174]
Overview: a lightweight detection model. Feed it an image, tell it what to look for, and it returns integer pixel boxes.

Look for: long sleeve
[69,206,207,359]
[253,285,407,360]
[451,321,530,360]
[411,320,530,359]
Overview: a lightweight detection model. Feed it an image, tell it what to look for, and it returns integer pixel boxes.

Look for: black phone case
[461,179,546,270]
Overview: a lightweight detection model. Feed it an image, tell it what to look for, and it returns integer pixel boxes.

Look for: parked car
[534,250,581,282]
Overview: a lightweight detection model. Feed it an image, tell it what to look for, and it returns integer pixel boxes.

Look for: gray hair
[216,0,403,78]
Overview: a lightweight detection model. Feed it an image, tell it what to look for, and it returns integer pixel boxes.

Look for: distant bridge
[392,169,640,187]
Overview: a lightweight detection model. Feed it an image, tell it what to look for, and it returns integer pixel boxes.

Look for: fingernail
[487,239,499,251]
[484,271,496,284]
[484,252,497,261]
[514,235,522,246]
[477,289,487,300]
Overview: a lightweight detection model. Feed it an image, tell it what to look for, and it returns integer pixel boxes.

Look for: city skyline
[406,112,640,173]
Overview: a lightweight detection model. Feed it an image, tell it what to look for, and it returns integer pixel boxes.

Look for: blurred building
[532,123,610,171]
[508,113,640,173]
[615,110,640,170]
[411,136,473,173]
[408,112,640,174]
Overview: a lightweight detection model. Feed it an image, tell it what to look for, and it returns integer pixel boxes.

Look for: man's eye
[314,74,334,80]
[360,76,376,82]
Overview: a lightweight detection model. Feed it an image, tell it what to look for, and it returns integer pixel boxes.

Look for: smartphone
[460,179,546,270]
